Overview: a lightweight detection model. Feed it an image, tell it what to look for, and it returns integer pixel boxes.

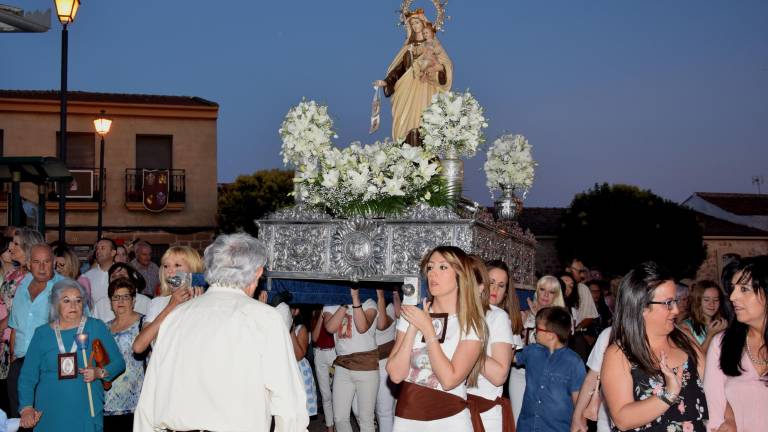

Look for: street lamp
[93,110,112,240]
[54,0,80,243]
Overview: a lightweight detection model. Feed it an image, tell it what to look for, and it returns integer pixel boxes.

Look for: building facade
[0,89,218,255]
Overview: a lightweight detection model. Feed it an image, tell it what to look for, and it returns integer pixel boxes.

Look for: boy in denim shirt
[516,306,586,432]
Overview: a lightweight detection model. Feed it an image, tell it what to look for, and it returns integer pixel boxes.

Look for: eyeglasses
[110,294,133,302]
[535,327,553,334]
[648,299,679,311]
[55,262,66,269]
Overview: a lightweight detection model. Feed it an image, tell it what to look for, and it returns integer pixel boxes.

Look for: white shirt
[145,295,171,324]
[573,283,599,326]
[322,299,378,355]
[586,327,612,432]
[468,305,514,401]
[133,285,308,432]
[393,312,480,431]
[83,265,109,305]
[91,294,151,323]
[375,303,397,345]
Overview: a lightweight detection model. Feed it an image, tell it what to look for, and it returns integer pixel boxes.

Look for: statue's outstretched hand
[373,80,387,88]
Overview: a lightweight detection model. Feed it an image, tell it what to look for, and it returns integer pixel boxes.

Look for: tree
[217,169,294,235]
[555,183,706,279]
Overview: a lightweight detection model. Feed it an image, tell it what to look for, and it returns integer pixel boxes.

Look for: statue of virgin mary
[374,8,453,146]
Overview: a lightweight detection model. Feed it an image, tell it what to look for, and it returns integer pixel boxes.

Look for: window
[56,132,95,168]
[136,135,172,169]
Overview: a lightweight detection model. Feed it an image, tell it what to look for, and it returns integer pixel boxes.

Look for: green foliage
[323,175,455,218]
[555,183,706,279]
[216,169,294,235]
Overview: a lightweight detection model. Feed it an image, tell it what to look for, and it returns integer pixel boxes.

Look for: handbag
[91,339,112,390]
[583,374,601,421]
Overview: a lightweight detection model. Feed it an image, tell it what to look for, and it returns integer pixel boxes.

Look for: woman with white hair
[17,278,124,431]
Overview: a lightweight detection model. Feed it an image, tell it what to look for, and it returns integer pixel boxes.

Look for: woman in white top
[387,246,487,432]
[466,256,516,432]
[374,288,400,432]
[322,288,379,432]
[512,275,566,424]
[290,305,318,417]
[132,246,203,354]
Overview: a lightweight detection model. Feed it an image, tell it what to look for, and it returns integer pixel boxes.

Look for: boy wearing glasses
[514,306,586,432]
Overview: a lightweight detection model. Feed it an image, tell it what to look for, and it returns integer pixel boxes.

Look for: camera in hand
[167,272,208,290]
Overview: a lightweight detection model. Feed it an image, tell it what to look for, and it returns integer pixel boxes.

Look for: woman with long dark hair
[704,255,768,432]
[601,262,707,431]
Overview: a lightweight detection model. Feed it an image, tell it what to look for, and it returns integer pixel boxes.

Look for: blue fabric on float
[266,276,535,307]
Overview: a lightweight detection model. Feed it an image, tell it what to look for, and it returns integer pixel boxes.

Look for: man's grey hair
[49,278,89,322]
[17,227,46,264]
[134,240,152,253]
[204,233,267,290]
[676,283,690,297]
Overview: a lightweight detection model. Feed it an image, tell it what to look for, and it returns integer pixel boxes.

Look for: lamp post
[54,0,80,243]
[93,110,112,240]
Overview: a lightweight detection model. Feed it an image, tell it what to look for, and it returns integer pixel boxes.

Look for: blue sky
[2,0,767,207]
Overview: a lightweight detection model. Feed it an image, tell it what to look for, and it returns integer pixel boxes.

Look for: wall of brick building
[695,237,768,281]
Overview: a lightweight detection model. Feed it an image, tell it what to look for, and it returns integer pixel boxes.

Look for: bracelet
[657,389,679,406]
[352,304,362,309]
[425,335,439,345]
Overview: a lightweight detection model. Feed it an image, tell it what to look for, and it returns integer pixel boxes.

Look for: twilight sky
[2,0,767,207]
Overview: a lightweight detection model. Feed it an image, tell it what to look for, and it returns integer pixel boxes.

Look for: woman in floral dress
[104,277,145,431]
[602,262,707,432]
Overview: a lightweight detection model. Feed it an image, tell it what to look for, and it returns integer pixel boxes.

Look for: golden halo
[399,0,448,31]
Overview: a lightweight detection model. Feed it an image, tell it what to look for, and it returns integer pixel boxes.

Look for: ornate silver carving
[256,204,536,287]
[331,219,387,281]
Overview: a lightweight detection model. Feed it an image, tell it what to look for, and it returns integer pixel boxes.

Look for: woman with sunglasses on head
[386,246,487,431]
[602,262,707,431]
[704,255,768,432]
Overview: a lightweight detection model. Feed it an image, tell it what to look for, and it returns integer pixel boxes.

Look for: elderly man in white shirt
[133,233,309,432]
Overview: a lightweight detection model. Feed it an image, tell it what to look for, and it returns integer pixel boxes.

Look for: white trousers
[376,358,397,432]
[314,348,337,427]
[508,367,526,427]
[333,366,379,432]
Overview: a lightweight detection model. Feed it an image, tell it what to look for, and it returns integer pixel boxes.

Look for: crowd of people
[0,225,765,432]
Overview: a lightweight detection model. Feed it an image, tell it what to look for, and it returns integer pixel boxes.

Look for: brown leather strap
[395,381,470,422]
[333,348,379,371]
[466,394,515,432]
[378,340,395,360]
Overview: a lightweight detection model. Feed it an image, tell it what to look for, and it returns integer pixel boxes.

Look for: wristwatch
[657,389,679,406]
[98,368,107,379]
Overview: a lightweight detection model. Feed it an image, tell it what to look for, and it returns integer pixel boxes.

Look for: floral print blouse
[612,359,708,432]
[104,317,145,415]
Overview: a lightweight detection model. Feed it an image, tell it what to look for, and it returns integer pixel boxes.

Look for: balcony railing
[125,168,186,207]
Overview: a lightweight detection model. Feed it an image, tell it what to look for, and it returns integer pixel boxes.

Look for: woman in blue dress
[18,278,125,431]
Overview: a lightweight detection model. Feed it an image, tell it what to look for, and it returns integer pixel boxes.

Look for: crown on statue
[398,0,447,31]
[405,7,425,18]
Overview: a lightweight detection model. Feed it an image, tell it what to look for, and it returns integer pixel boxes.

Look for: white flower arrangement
[279,100,336,168]
[484,133,537,194]
[420,90,488,158]
[298,139,443,215]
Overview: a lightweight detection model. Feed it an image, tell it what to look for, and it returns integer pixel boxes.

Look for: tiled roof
[694,211,768,237]
[517,207,564,237]
[694,192,768,216]
[0,89,218,107]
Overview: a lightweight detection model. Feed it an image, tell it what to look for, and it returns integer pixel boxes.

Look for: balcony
[125,168,186,211]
